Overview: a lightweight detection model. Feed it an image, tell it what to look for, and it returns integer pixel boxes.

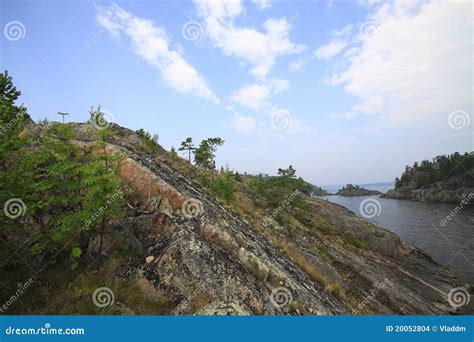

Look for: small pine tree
[79,128,124,256]
[178,137,196,163]
[19,123,84,254]
[194,137,224,170]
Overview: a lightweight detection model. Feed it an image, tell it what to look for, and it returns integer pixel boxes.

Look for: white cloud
[252,0,271,10]
[194,0,305,79]
[289,59,306,72]
[331,24,353,37]
[270,78,290,93]
[231,111,310,136]
[314,40,347,60]
[230,78,290,110]
[96,4,219,103]
[232,114,260,133]
[230,83,272,110]
[194,0,243,20]
[327,0,472,126]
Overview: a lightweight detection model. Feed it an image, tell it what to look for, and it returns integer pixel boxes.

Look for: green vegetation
[209,170,237,205]
[248,168,311,209]
[320,243,331,261]
[178,137,196,163]
[135,128,159,152]
[57,111,69,123]
[0,71,125,264]
[395,152,474,189]
[317,221,336,235]
[339,184,362,192]
[194,137,224,170]
[345,236,368,249]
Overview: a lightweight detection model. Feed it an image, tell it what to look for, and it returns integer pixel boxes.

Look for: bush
[136,128,159,152]
[345,236,368,249]
[209,171,236,205]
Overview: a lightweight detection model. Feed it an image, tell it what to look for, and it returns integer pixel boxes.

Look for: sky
[0,0,472,186]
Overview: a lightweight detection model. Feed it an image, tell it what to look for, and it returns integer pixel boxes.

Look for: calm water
[320,195,474,284]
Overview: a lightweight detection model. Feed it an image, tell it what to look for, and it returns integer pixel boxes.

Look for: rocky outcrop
[383,185,474,204]
[52,123,469,315]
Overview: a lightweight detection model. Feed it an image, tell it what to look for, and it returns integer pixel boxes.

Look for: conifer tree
[178,137,196,163]
[194,137,224,170]
[0,71,30,229]
[80,123,124,256]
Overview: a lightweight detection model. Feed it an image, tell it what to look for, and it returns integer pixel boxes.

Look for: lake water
[320,194,474,284]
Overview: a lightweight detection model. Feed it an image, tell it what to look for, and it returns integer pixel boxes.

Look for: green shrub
[209,171,236,205]
[345,236,368,249]
[320,243,330,260]
[136,128,159,152]
[318,222,336,235]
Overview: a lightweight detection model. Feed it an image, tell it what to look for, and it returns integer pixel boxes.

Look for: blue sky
[1,0,472,185]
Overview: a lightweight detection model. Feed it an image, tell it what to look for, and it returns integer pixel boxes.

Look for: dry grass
[44,257,176,315]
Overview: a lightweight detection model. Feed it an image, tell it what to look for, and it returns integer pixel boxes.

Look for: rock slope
[51,123,472,314]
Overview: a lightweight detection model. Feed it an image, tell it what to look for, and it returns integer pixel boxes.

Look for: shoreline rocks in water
[336,184,382,197]
[382,186,474,204]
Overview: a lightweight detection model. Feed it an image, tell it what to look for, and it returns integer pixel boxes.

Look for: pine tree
[79,127,124,257]
[178,137,196,163]
[194,137,224,170]
[0,71,30,230]
[20,123,84,255]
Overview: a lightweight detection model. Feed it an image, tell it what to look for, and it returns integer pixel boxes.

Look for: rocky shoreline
[382,186,474,204]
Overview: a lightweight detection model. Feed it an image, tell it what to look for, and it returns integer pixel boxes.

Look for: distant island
[336,184,382,196]
[383,152,474,203]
